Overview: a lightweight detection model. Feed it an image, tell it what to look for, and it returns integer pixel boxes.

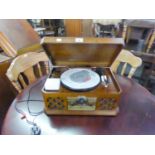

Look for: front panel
[43,94,119,113]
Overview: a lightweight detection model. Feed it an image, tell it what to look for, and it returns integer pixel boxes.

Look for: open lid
[41,37,124,67]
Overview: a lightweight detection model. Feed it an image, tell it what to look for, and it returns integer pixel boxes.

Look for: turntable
[41,37,124,115]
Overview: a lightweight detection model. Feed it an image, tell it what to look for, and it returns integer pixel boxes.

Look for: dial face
[60,68,100,91]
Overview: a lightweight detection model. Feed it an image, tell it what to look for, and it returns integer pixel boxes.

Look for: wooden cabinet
[65,19,93,37]
[65,19,82,37]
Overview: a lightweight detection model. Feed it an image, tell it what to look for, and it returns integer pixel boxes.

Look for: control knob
[76,96,88,105]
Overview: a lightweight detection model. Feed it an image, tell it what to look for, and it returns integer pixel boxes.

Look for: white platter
[60,68,100,91]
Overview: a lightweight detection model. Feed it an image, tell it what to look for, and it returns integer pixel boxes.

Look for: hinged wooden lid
[41,37,124,67]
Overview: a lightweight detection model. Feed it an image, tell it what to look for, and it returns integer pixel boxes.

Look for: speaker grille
[97,98,117,110]
[46,97,66,110]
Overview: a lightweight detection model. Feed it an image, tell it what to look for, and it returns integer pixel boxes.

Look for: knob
[76,96,88,105]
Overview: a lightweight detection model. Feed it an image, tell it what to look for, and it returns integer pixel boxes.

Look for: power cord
[14,78,46,135]
[26,78,45,116]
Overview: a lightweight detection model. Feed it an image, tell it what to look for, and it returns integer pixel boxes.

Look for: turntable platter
[60,68,100,91]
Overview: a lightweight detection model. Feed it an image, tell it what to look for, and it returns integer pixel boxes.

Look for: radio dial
[76,96,88,105]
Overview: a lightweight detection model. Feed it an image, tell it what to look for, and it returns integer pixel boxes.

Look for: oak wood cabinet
[65,19,93,37]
